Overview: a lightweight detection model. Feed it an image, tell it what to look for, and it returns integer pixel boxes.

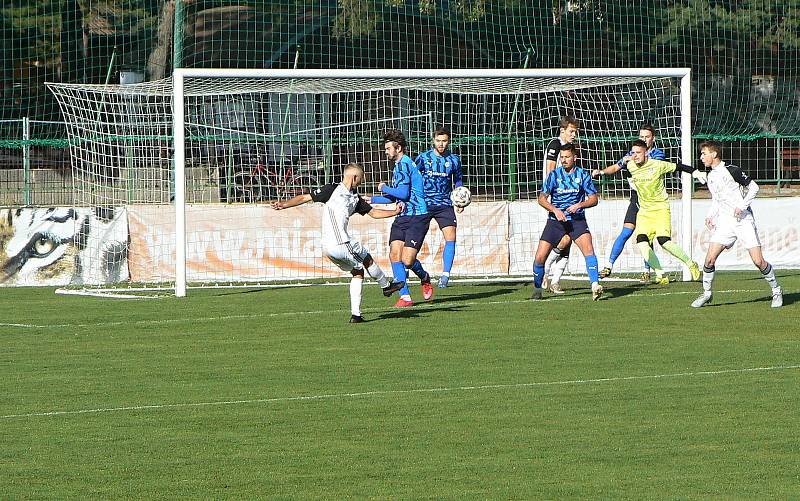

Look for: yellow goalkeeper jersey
[625,158,677,212]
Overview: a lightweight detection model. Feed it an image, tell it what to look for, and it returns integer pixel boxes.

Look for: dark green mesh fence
[3,0,800,204]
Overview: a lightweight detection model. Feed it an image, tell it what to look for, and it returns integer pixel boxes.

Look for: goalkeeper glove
[691,170,708,184]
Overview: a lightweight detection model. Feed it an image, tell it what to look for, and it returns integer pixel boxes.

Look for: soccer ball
[450,186,472,208]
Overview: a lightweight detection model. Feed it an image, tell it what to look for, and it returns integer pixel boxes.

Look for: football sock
[392,261,411,297]
[442,240,456,274]
[702,264,715,293]
[608,226,634,267]
[349,277,363,316]
[646,249,662,273]
[533,262,545,288]
[543,248,561,276]
[585,254,599,283]
[551,254,570,284]
[409,259,428,280]
[637,241,663,276]
[365,261,389,289]
[661,240,693,266]
[760,262,779,288]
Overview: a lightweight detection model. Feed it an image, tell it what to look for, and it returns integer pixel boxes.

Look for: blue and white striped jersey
[390,155,428,217]
[541,165,597,221]
[415,148,463,207]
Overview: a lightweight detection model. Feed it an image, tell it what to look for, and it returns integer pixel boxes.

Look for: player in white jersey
[271,163,406,322]
[690,141,782,308]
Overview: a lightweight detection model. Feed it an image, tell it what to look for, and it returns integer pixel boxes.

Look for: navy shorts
[390,215,430,251]
[540,218,590,246]
[624,191,640,226]
[428,204,457,229]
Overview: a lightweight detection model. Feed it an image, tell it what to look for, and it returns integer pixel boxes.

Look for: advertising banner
[0,207,128,286]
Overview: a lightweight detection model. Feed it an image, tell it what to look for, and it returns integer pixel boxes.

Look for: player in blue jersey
[371,129,433,307]
[540,115,580,294]
[592,125,666,283]
[531,143,603,301]
[415,127,464,288]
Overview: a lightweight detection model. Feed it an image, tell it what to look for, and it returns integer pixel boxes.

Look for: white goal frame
[172,68,694,297]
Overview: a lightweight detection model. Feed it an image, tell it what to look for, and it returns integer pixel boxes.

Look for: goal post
[172,68,694,295]
[49,68,695,297]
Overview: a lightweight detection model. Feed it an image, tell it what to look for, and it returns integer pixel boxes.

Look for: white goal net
[48,69,694,297]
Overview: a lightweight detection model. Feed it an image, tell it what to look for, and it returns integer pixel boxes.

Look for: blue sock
[442,241,456,274]
[585,254,599,283]
[392,261,410,296]
[533,263,545,288]
[609,226,634,265]
[409,259,428,280]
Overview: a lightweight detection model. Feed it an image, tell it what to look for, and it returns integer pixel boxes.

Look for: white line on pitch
[2,364,798,420]
[0,288,773,330]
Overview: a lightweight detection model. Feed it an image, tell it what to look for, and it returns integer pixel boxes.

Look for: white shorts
[710,213,761,250]
[324,240,370,272]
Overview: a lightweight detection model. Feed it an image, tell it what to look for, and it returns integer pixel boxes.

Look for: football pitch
[2,271,798,499]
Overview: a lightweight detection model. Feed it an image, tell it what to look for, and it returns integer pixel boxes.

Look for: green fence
[2,1,800,205]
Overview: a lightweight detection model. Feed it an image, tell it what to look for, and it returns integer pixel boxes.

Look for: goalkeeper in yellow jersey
[624,139,706,283]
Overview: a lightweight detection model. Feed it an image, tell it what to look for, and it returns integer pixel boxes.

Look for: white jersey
[705,161,759,221]
[311,183,372,245]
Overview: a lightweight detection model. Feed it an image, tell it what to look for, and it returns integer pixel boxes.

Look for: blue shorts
[428,204,457,229]
[390,215,430,251]
[540,218,590,246]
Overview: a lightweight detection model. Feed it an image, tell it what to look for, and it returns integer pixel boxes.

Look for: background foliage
[2,0,799,136]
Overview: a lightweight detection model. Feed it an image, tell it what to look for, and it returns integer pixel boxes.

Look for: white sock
[551,255,570,284]
[543,249,561,276]
[365,262,389,288]
[350,277,363,316]
[761,263,779,289]
[702,268,714,294]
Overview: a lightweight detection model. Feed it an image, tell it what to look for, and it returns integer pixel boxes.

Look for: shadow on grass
[701,290,797,307]
[374,304,469,320]
[427,287,520,304]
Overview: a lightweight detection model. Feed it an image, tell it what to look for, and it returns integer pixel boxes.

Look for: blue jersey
[389,155,428,216]
[541,165,597,221]
[415,148,463,207]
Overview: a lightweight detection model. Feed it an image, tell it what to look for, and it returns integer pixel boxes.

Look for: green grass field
[2,271,798,499]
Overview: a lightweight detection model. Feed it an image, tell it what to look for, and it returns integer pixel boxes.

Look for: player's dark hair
[640,124,657,136]
[383,129,407,152]
[433,127,450,139]
[631,139,648,150]
[559,115,580,130]
[559,143,577,155]
[700,140,723,159]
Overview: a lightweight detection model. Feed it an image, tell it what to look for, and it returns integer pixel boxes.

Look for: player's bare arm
[592,162,624,178]
[368,204,403,219]
[537,192,566,221]
[566,193,598,214]
[271,193,312,210]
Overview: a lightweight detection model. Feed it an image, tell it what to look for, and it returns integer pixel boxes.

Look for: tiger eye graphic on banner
[0,207,129,286]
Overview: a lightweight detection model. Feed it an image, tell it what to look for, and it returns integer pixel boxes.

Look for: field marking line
[2,364,798,420]
[0,288,771,330]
